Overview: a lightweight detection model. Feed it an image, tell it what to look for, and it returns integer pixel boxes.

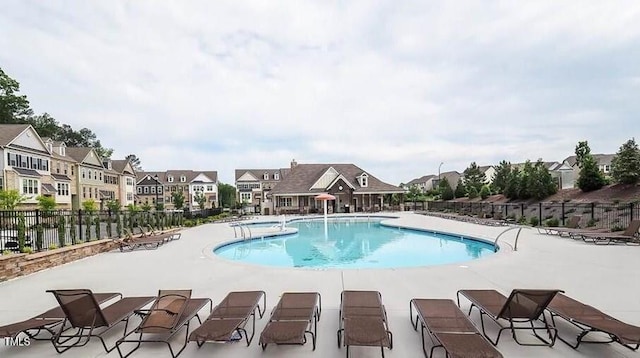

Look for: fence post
[561,202,565,225]
[520,203,524,219]
[630,202,635,222]
[78,210,83,242]
[538,203,543,226]
[591,202,595,221]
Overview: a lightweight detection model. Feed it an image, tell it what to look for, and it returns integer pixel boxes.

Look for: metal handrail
[493,225,529,252]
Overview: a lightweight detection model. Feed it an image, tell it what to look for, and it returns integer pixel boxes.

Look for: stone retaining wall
[0,239,118,281]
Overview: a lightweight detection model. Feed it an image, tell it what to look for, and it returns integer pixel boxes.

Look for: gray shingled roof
[0,124,31,147]
[51,173,72,181]
[65,147,93,163]
[270,163,403,195]
[235,168,287,181]
[407,175,436,186]
[563,154,615,167]
[137,170,217,184]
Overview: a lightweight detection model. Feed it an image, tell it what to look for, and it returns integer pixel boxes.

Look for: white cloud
[1,0,639,185]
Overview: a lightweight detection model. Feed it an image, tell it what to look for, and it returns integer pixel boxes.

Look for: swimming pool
[214,218,497,269]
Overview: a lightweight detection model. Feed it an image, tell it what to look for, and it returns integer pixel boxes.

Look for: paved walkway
[1,213,639,357]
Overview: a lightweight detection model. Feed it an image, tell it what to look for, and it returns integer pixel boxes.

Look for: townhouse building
[44,139,75,209]
[136,170,218,210]
[235,167,290,215]
[0,124,54,208]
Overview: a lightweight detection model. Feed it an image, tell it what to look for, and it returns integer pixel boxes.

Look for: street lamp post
[153,174,160,209]
[438,162,444,184]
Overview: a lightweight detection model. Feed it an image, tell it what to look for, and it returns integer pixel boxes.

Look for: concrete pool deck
[0,212,638,358]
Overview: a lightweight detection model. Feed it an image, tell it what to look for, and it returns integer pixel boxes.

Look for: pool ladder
[233,224,253,240]
[493,225,530,252]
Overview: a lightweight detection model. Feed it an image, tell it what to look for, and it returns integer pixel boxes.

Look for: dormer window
[180,176,186,182]
[46,143,52,153]
[274,172,280,180]
[359,173,369,187]
[168,176,174,182]
[59,146,65,156]
[263,173,269,180]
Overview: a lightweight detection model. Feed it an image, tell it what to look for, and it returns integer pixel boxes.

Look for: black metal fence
[426,201,640,230]
[0,210,184,253]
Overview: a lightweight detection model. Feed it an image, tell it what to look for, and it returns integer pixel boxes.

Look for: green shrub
[586,218,597,227]
[17,213,26,252]
[517,216,527,224]
[529,216,539,226]
[21,247,33,254]
[85,214,92,241]
[36,224,44,251]
[48,244,58,250]
[611,225,624,232]
[545,218,560,227]
[2,250,12,255]
[468,187,479,199]
[479,185,491,200]
[94,216,101,239]
[69,215,77,244]
[116,214,123,238]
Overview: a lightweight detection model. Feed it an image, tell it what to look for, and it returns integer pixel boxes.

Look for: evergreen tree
[467,186,479,199]
[491,160,511,194]
[479,185,491,199]
[454,178,466,198]
[530,160,557,200]
[504,167,521,199]
[439,177,454,200]
[463,162,486,194]
[611,138,640,184]
[575,141,606,192]
[518,161,535,199]
[577,156,606,191]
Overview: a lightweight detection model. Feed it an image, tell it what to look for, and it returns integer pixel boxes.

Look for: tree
[574,141,591,169]
[125,154,143,171]
[504,167,521,199]
[0,189,26,209]
[491,160,511,194]
[27,113,60,138]
[171,191,185,210]
[575,141,606,192]
[463,162,486,195]
[479,185,491,199]
[194,191,207,210]
[529,160,557,200]
[439,177,454,200]
[454,178,466,198]
[106,199,121,212]
[611,138,640,185]
[468,186,479,199]
[217,183,237,208]
[405,185,424,202]
[0,67,33,123]
[577,156,606,192]
[36,195,56,212]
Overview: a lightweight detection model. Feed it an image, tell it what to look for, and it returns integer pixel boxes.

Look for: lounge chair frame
[0,292,121,341]
[116,291,213,358]
[188,290,266,347]
[547,293,640,351]
[259,292,322,351]
[410,298,503,358]
[337,290,393,358]
[47,289,154,353]
[457,289,563,347]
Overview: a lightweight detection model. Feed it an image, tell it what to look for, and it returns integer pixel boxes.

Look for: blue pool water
[215,218,496,269]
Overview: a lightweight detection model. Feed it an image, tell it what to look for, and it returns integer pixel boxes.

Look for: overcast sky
[2,1,639,185]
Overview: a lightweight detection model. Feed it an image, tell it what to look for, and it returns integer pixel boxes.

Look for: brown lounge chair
[0,292,121,341]
[456,288,563,346]
[337,290,393,358]
[188,290,266,347]
[547,293,640,351]
[47,289,155,353]
[259,292,322,351]
[577,220,640,245]
[410,298,503,358]
[116,289,212,358]
[116,232,178,251]
[538,216,581,236]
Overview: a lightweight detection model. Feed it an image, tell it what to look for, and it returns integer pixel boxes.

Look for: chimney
[291,159,298,169]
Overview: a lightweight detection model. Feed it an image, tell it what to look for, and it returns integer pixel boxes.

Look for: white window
[127,193,133,201]
[263,173,269,180]
[56,183,69,196]
[99,172,102,181]
[168,176,174,182]
[0,177,3,190]
[151,186,156,194]
[137,186,142,194]
[360,174,369,187]
[240,192,252,201]
[274,173,279,180]
[180,176,186,182]
[143,187,149,194]
[278,197,292,207]
[82,169,86,179]
[22,178,39,195]
[207,185,213,191]
[60,147,65,156]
